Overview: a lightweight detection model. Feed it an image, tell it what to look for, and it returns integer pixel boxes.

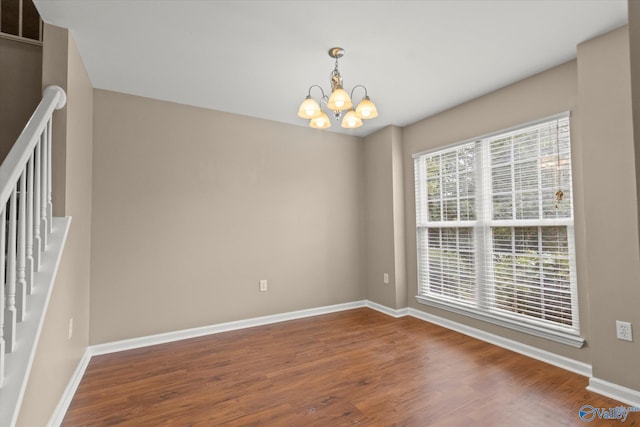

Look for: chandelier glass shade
[355,96,378,119]
[298,47,378,129]
[342,110,363,129]
[326,87,353,111]
[298,96,322,119]
[310,111,331,129]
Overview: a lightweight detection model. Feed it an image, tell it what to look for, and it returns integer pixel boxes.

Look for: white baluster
[16,172,27,322]
[47,119,53,234]
[26,153,34,292]
[0,205,6,387]
[33,137,41,270]
[4,188,17,353]
[40,129,48,250]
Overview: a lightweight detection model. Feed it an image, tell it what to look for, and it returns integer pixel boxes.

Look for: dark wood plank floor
[62,308,636,426]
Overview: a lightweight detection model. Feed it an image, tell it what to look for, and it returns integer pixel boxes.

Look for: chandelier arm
[349,84,368,100]
[307,84,327,99]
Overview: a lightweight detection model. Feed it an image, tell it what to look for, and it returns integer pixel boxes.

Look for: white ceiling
[34,0,628,137]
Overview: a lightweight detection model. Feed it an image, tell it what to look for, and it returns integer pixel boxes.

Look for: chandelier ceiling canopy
[298,47,378,130]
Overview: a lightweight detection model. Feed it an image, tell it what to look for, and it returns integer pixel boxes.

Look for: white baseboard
[91,300,367,356]
[365,300,409,318]
[47,348,92,427]
[588,377,640,408]
[406,307,592,377]
[360,302,593,378]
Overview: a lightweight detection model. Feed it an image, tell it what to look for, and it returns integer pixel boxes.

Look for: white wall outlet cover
[616,320,633,342]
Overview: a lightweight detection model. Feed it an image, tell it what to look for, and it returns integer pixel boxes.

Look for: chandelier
[297,47,378,129]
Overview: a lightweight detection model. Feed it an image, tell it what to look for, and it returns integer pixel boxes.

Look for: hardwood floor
[63,308,636,426]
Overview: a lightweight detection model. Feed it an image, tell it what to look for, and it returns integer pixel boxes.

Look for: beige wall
[402,60,591,362]
[0,37,42,162]
[578,26,640,391]
[17,25,93,427]
[391,127,408,309]
[364,125,406,309]
[89,90,365,344]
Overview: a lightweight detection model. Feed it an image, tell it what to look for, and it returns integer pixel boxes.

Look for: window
[414,114,582,347]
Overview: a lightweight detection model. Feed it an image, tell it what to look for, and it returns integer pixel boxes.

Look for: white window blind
[414,115,581,346]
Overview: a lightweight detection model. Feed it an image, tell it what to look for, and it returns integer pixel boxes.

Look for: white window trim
[413,112,584,348]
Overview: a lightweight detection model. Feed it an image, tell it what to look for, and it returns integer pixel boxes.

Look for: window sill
[415,295,585,348]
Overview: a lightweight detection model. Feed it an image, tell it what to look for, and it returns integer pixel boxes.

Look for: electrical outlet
[616,320,633,341]
[383,273,390,285]
[259,280,268,292]
[68,318,73,340]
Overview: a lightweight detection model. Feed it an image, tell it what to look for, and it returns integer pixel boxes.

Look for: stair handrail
[0,85,66,209]
[0,85,67,427]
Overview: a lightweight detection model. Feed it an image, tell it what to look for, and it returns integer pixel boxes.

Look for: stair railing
[0,85,66,426]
